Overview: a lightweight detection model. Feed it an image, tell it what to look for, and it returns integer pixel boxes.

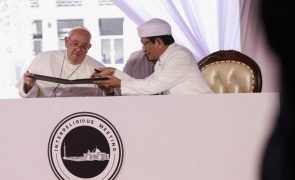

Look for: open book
[32,74,109,84]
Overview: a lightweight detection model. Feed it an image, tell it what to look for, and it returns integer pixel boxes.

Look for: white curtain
[114,0,241,60]
[217,0,241,50]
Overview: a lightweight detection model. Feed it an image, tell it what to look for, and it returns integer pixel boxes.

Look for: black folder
[33,74,109,84]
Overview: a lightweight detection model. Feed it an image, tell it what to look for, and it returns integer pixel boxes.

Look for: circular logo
[48,112,123,180]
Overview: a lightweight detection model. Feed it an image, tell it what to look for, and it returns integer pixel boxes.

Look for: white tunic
[16,50,105,97]
[114,43,213,95]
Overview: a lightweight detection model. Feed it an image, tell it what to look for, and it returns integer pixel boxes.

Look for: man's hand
[92,67,116,78]
[23,71,36,93]
[93,75,121,89]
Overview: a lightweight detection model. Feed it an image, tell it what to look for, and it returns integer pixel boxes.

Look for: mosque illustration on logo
[63,143,110,162]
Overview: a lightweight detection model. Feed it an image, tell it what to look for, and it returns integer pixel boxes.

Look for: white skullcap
[69,26,91,37]
[137,18,171,37]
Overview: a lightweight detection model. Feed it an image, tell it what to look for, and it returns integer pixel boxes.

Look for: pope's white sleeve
[15,78,39,98]
[15,53,43,98]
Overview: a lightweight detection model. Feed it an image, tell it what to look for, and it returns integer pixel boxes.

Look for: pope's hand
[23,71,36,93]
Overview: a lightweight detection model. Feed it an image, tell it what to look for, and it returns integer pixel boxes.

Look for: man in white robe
[16,27,113,97]
[93,18,213,95]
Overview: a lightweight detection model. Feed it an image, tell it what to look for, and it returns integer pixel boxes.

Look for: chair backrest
[198,50,262,93]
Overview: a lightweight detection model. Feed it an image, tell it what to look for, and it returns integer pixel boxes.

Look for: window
[98,18,124,65]
[32,20,42,54]
[57,19,83,49]
[99,18,123,36]
[114,39,123,64]
[101,39,111,64]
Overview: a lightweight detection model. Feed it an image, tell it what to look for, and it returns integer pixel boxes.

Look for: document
[33,74,109,84]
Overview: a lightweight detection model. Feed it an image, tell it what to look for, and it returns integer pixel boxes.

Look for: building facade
[29,0,140,70]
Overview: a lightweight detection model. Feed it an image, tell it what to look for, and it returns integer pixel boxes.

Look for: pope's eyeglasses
[68,37,91,52]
